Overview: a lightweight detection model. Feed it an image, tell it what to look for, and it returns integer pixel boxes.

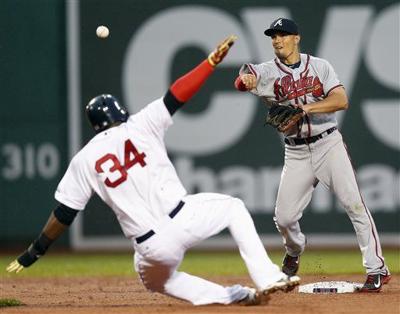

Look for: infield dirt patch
[0,274,398,314]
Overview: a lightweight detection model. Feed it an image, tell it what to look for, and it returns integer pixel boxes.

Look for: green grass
[0,249,398,278]
[0,298,23,307]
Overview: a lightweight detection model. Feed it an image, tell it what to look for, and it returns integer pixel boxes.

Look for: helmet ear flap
[86,94,129,133]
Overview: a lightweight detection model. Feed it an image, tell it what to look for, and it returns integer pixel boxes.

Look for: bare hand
[240,74,257,90]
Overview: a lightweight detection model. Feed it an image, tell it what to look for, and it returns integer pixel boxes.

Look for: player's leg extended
[275,145,316,257]
[178,193,289,290]
[134,250,250,305]
[164,270,252,305]
[314,132,388,274]
[133,205,254,305]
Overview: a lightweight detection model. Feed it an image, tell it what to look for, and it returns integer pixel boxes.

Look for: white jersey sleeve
[239,63,264,96]
[131,97,173,139]
[239,62,277,102]
[55,154,93,210]
[312,58,342,95]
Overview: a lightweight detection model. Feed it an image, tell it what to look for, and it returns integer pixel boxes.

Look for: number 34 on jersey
[95,139,147,188]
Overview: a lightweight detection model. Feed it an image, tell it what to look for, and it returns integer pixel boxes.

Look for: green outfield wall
[1,0,399,248]
[0,0,68,244]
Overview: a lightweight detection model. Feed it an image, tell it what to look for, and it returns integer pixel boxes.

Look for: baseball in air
[96,25,109,38]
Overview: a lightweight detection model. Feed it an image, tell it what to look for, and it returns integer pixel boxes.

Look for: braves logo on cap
[274,19,283,27]
[264,18,299,37]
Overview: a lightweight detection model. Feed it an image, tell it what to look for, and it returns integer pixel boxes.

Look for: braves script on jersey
[55,98,186,238]
[240,53,342,137]
[239,48,389,280]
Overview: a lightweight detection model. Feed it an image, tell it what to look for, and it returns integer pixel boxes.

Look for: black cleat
[282,254,300,276]
[359,273,392,292]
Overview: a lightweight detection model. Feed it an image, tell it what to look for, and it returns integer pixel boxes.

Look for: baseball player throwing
[234,18,391,292]
[6,35,300,306]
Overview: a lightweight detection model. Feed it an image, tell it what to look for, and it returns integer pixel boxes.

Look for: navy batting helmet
[85,94,129,133]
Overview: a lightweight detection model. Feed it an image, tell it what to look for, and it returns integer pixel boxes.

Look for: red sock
[170,60,214,103]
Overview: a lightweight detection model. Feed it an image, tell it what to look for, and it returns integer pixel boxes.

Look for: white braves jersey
[55,98,187,238]
[240,53,343,137]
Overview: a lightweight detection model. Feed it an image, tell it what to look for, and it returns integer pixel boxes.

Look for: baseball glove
[265,104,305,132]
[208,35,238,67]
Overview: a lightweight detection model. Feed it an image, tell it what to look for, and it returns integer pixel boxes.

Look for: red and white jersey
[240,53,343,137]
[55,98,187,238]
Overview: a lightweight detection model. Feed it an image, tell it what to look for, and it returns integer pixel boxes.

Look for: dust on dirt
[0,274,398,314]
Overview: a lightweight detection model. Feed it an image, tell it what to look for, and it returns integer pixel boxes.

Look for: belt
[135,201,185,244]
[284,127,337,146]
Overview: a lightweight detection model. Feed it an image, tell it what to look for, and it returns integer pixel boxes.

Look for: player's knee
[274,212,294,229]
[231,197,247,212]
[143,272,180,294]
[230,197,250,217]
[142,279,166,293]
[141,274,169,293]
[138,264,171,293]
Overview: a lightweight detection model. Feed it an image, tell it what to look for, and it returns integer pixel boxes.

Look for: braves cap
[264,18,299,36]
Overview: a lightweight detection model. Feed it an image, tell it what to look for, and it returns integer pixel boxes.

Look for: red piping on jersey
[326,84,343,97]
[300,69,309,104]
[342,139,386,269]
[299,69,311,137]
[275,58,303,105]
[300,55,310,77]
[274,55,309,76]
[296,119,303,137]
[365,208,386,270]
[275,56,312,136]
[304,114,312,138]
[247,63,258,78]
[274,58,292,75]
[275,60,299,104]
[170,59,214,103]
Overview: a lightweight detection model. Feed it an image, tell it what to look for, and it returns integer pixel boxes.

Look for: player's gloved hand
[6,246,42,274]
[6,233,52,273]
[208,35,238,67]
[266,103,305,133]
[6,260,25,274]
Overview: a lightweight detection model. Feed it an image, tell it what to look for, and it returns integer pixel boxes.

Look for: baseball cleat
[262,275,301,295]
[282,253,300,276]
[359,273,391,292]
[237,287,263,306]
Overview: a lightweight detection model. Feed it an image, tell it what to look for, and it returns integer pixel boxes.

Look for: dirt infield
[1,274,398,314]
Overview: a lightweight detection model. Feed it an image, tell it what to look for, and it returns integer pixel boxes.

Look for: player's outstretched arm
[164,35,237,115]
[6,204,79,273]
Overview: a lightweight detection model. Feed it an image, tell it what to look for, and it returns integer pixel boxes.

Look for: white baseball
[96,25,109,38]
